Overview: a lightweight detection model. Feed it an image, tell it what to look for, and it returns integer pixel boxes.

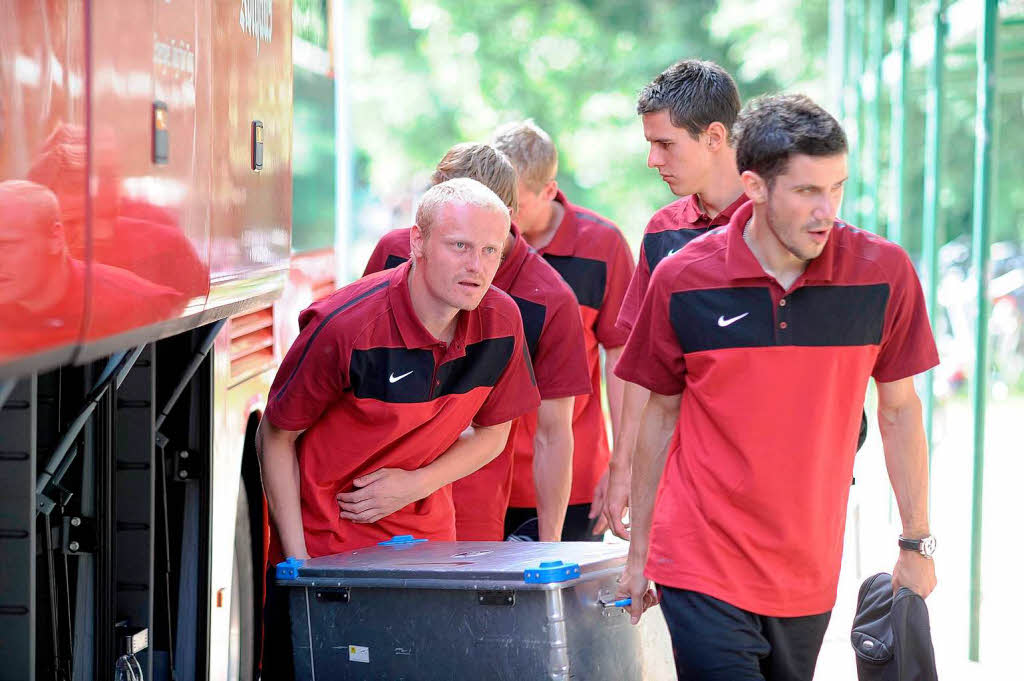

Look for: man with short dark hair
[601,59,748,538]
[614,94,938,680]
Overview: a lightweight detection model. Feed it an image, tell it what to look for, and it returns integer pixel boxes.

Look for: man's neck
[521,199,564,251]
[695,152,745,219]
[407,266,459,343]
[744,210,808,291]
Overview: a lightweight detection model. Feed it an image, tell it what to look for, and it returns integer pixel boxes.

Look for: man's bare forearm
[628,392,680,562]
[609,381,649,476]
[533,397,574,541]
[604,346,626,441]
[256,418,309,559]
[411,422,512,498]
[877,380,930,536]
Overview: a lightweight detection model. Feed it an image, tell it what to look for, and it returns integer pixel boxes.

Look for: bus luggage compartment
[276,539,642,680]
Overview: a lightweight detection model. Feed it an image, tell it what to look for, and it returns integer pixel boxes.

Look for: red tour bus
[0,1,339,679]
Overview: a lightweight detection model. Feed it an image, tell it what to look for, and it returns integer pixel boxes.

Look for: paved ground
[610,392,1023,680]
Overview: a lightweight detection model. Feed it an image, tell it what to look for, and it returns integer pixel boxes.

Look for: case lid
[275,540,626,591]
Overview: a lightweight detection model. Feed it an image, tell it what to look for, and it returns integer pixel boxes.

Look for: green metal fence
[832,0,1022,663]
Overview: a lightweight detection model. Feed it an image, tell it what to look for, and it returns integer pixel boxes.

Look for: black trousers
[503,502,604,541]
[260,567,295,681]
[657,585,831,681]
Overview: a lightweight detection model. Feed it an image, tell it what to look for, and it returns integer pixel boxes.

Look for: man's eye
[484,247,497,255]
[454,241,465,249]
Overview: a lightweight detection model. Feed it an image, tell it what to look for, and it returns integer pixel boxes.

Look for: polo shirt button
[779,321,788,329]
[779,298,787,307]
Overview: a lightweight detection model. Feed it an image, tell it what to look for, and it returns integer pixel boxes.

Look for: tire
[228,485,256,681]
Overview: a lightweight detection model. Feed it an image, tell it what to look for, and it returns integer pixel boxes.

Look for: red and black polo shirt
[511,191,634,507]
[362,225,591,539]
[614,200,938,617]
[617,192,747,333]
[264,261,540,559]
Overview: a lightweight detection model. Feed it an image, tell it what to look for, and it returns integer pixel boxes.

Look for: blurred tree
[347,0,780,246]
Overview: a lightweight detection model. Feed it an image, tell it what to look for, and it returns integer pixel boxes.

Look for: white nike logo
[665,248,680,257]
[389,370,414,383]
[717,313,749,327]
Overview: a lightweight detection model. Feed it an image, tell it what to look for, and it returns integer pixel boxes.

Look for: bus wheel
[228,484,256,680]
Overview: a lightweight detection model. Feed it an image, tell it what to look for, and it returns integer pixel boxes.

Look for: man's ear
[740,170,769,204]
[705,122,729,152]
[410,223,426,261]
[540,179,558,202]
[48,220,68,257]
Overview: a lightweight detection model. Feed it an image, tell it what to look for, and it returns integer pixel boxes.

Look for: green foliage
[348,0,783,245]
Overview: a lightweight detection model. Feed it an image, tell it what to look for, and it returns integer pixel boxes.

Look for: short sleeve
[531,282,591,400]
[872,251,940,383]
[473,312,543,426]
[615,248,650,333]
[595,229,635,348]
[264,305,350,431]
[613,264,687,396]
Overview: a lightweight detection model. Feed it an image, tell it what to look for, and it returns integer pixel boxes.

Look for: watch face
[921,536,937,556]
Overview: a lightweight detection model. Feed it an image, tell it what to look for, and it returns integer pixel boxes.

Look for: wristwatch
[898,535,937,559]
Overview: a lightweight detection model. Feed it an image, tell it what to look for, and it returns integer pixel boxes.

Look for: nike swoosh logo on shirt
[717,313,749,327]
[665,248,680,257]
[389,370,414,383]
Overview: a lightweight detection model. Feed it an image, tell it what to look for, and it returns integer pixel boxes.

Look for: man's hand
[588,471,610,536]
[603,463,631,539]
[615,560,658,625]
[336,468,426,523]
[892,550,937,598]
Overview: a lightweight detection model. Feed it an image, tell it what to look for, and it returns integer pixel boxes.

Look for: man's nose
[647,147,661,169]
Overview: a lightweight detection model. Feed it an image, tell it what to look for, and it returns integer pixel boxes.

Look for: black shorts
[503,503,603,542]
[657,585,831,681]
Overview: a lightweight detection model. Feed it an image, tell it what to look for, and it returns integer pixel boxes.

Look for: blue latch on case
[276,556,306,580]
[524,560,581,584]
[378,534,428,547]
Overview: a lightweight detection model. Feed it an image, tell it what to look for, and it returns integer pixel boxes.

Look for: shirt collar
[725,200,836,284]
[491,222,531,291]
[538,190,577,256]
[683,192,749,227]
[387,261,469,349]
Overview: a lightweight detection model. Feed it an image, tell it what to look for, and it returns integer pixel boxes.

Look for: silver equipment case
[276,537,643,680]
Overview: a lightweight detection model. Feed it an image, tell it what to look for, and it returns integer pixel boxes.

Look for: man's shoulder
[475,284,526,334]
[508,250,578,308]
[301,269,393,334]
[566,199,623,240]
[644,197,693,235]
[832,221,914,279]
[653,227,730,285]
[378,227,412,252]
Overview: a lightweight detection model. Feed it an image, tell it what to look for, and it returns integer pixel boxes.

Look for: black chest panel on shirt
[542,254,606,310]
[348,337,515,403]
[669,283,890,353]
[510,295,546,359]
[384,254,408,270]
[643,228,707,273]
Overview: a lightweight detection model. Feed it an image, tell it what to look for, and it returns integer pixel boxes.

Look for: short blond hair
[415,177,510,242]
[491,120,558,193]
[430,143,518,215]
